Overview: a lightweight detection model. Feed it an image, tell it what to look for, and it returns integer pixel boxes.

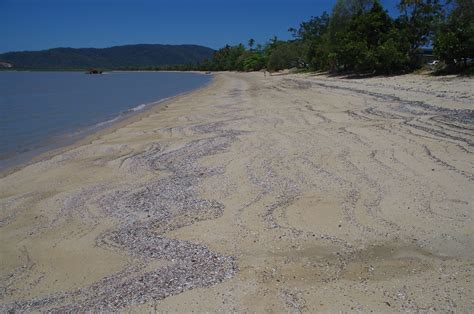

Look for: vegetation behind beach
[181,0,473,75]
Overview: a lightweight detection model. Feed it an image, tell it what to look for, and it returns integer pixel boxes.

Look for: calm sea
[0,71,212,170]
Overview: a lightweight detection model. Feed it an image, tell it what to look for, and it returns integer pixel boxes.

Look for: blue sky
[2,0,400,53]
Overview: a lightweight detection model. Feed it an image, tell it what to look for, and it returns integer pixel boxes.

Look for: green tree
[267,41,305,71]
[397,0,442,67]
[337,1,409,73]
[289,12,330,42]
[289,12,331,70]
[434,0,474,69]
[210,44,246,71]
[329,0,374,38]
[242,52,266,71]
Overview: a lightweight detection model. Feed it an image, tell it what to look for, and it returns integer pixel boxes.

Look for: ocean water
[0,71,212,170]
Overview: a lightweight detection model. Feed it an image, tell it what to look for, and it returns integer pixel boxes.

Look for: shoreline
[0,74,215,178]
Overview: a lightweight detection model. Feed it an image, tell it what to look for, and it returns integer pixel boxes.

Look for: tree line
[175,0,472,75]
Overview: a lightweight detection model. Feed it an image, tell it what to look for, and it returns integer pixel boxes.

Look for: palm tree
[248,38,255,49]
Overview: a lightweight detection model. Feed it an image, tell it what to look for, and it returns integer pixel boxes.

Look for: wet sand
[1,72,473,312]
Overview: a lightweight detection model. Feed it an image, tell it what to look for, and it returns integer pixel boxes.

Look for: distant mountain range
[0,44,215,69]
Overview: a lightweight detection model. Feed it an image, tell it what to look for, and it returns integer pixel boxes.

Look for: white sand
[1,72,473,312]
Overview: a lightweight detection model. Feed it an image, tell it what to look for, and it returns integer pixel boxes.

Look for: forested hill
[0,44,215,69]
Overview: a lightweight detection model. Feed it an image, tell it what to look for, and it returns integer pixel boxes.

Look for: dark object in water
[87,69,103,74]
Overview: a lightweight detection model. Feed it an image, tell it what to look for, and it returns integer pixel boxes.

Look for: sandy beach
[1,72,473,312]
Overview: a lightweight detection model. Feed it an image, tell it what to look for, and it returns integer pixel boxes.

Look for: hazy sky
[2,0,400,53]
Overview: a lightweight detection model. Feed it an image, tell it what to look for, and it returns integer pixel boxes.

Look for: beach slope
[1,72,473,312]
